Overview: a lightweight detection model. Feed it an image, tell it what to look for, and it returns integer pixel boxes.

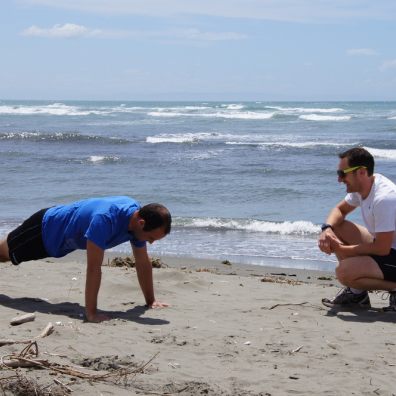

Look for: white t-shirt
[345,173,396,249]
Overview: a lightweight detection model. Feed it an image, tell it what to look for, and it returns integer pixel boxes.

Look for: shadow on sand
[0,294,169,325]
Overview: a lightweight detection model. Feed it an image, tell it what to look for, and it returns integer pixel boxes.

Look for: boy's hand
[148,300,170,309]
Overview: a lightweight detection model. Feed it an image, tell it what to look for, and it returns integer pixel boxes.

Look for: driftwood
[1,342,159,384]
[10,312,36,326]
[0,322,54,347]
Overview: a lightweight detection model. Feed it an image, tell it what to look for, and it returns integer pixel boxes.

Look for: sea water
[1,100,396,271]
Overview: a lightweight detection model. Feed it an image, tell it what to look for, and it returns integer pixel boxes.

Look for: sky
[1,0,396,101]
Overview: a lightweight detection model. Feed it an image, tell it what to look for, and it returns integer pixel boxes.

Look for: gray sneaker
[322,287,371,308]
[382,292,396,312]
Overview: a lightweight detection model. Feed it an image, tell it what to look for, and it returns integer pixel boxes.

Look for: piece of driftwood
[37,322,54,338]
[0,322,54,347]
[10,313,36,326]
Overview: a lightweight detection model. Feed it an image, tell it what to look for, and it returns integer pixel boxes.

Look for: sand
[0,253,395,395]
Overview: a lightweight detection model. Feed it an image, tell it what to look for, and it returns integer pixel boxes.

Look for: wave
[0,131,129,144]
[299,114,351,121]
[265,106,344,113]
[88,155,120,163]
[225,141,350,148]
[146,132,356,149]
[147,110,274,120]
[363,146,396,160]
[0,103,113,116]
[146,133,215,144]
[176,217,320,236]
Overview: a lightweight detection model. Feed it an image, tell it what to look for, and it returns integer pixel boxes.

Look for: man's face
[136,227,166,244]
[337,157,360,193]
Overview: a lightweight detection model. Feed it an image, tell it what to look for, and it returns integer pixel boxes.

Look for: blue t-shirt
[42,196,146,258]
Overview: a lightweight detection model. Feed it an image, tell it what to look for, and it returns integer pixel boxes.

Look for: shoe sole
[321,298,371,309]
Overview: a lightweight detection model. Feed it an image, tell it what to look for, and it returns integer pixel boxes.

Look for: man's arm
[132,244,169,308]
[318,200,356,255]
[85,240,110,322]
[331,231,394,259]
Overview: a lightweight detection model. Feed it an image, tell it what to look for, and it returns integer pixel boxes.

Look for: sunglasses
[337,165,366,178]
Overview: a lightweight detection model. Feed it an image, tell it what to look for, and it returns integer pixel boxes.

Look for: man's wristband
[321,223,333,232]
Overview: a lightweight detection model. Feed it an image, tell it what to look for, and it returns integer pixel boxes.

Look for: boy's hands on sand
[85,312,111,323]
[149,300,170,309]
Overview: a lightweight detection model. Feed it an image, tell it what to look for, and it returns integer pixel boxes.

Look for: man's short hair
[139,203,172,234]
[339,147,374,176]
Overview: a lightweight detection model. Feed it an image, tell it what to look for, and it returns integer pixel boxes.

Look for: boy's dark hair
[339,147,374,176]
[139,203,172,234]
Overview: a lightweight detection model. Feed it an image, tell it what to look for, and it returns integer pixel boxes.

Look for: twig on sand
[266,302,323,310]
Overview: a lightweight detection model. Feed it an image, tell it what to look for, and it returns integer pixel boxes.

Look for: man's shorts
[7,208,49,265]
[371,249,396,282]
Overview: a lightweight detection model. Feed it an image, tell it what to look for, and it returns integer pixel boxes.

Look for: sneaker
[322,287,371,308]
[382,291,396,312]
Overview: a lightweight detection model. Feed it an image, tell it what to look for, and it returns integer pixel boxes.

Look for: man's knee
[335,260,354,285]
[0,238,10,262]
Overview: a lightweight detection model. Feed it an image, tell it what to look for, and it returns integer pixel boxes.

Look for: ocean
[1,100,396,271]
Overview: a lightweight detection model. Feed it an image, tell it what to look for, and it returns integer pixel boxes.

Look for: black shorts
[7,208,49,265]
[371,249,396,282]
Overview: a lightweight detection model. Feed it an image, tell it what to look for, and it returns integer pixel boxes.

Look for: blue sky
[2,0,396,101]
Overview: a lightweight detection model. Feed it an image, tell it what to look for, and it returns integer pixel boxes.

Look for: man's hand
[318,229,342,255]
[85,312,111,323]
[148,300,170,309]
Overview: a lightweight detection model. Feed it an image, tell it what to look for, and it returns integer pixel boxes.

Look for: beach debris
[325,340,338,350]
[290,345,304,354]
[267,302,310,310]
[243,341,251,345]
[196,268,217,273]
[270,272,296,277]
[0,371,67,396]
[108,256,166,268]
[317,276,333,281]
[10,312,36,326]
[0,322,54,347]
[261,276,302,286]
[1,342,159,385]
[168,361,181,369]
[221,260,232,265]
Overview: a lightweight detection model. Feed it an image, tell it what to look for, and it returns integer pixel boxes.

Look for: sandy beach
[0,254,395,395]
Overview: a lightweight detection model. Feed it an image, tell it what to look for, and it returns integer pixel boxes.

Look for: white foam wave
[147,110,274,120]
[299,114,351,121]
[88,155,119,163]
[226,141,347,148]
[266,106,344,113]
[363,147,396,160]
[222,104,245,110]
[180,218,319,236]
[0,103,110,116]
[147,133,210,144]
[388,116,396,120]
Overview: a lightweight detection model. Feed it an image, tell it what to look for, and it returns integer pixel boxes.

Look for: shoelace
[377,290,396,301]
